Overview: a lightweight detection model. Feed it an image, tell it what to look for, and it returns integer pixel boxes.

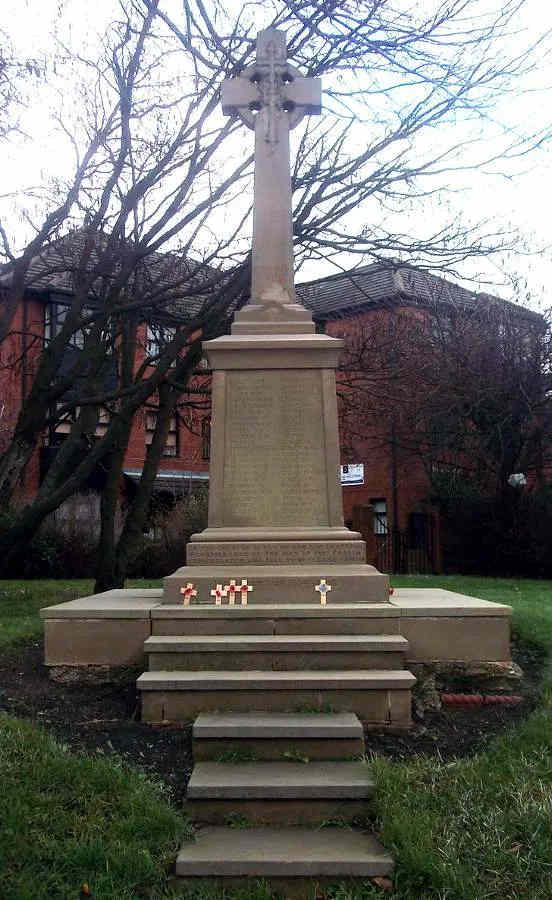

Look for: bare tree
[152,0,551,273]
[0,0,550,585]
[335,278,552,570]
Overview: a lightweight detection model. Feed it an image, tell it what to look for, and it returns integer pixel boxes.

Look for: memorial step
[137,669,415,725]
[186,760,374,825]
[144,633,408,671]
[163,564,389,606]
[175,826,394,884]
[192,711,365,760]
[151,602,400,636]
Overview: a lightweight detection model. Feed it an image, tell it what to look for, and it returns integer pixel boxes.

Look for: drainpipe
[390,415,399,573]
[19,295,29,493]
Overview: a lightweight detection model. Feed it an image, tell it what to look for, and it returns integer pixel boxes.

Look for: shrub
[0,509,98,578]
[439,486,552,577]
[126,485,209,578]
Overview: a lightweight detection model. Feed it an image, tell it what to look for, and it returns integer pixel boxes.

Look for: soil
[0,636,545,806]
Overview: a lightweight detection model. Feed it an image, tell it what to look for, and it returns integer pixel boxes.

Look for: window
[96,408,110,438]
[146,323,176,359]
[49,403,110,442]
[201,417,211,461]
[44,296,86,348]
[145,411,178,457]
[371,499,388,535]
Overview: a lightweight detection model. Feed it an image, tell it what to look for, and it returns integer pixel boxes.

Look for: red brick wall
[325,307,432,530]
[4,295,432,536]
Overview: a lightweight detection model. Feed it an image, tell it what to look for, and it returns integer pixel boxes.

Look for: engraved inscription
[222,370,328,527]
[187,541,366,565]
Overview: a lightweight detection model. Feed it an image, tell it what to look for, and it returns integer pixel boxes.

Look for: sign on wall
[340,463,364,486]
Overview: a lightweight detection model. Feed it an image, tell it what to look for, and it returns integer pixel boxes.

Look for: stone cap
[203,333,344,351]
[203,332,344,370]
[390,589,512,617]
[190,527,361,542]
[192,711,363,739]
[137,669,417,691]
[40,589,162,619]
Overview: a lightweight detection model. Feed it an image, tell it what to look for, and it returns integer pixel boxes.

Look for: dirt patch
[0,638,193,803]
[364,636,546,761]
[0,636,545,802]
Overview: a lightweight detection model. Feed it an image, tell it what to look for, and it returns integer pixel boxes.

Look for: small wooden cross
[210,583,227,606]
[225,579,238,605]
[238,579,253,606]
[315,578,332,606]
[180,583,197,606]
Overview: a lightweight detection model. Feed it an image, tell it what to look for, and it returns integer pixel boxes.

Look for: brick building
[297,265,545,572]
[0,233,215,509]
[1,242,543,571]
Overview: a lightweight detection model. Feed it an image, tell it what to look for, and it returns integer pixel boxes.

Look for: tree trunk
[105,383,179,589]
[93,444,128,593]
[94,414,135,592]
[0,434,37,507]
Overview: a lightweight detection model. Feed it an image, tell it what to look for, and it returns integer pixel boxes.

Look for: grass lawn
[0,575,551,899]
[0,578,161,647]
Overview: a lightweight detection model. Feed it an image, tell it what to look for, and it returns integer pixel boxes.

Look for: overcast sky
[2,0,551,309]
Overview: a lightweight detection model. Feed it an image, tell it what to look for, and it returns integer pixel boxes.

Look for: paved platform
[41,588,512,668]
[40,588,512,618]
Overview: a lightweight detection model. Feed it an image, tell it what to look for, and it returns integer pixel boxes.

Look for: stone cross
[221,28,321,325]
[315,578,332,605]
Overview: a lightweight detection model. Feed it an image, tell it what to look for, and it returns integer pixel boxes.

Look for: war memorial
[41,28,513,895]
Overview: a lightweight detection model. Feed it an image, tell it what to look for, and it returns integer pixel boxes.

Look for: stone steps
[193,711,364,760]
[174,713,394,894]
[186,760,374,824]
[144,633,408,671]
[138,668,415,724]
[151,602,401,636]
[175,826,394,884]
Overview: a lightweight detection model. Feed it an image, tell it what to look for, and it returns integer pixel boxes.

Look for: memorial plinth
[163,319,389,603]
[167,331,389,604]
[161,293,390,604]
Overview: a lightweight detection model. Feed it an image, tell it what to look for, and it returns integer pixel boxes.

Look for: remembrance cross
[221,28,321,331]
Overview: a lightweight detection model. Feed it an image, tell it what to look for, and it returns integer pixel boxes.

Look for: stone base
[40,588,513,670]
[186,540,366,566]
[163,564,389,605]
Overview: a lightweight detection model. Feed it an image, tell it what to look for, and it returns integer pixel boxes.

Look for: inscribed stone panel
[222,369,328,527]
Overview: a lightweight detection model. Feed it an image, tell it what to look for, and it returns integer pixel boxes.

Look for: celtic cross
[221,28,321,330]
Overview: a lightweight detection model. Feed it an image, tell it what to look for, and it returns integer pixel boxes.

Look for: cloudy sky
[2,0,551,309]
